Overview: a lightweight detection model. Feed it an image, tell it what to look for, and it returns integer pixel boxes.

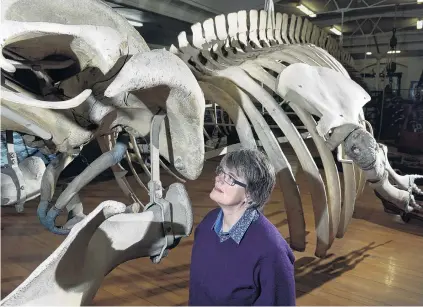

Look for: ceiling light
[330,27,342,35]
[366,51,372,55]
[296,4,316,17]
[128,20,143,27]
[418,19,423,29]
[387,50,401,54]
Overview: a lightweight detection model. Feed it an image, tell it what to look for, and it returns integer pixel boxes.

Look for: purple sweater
[189,208,296,306]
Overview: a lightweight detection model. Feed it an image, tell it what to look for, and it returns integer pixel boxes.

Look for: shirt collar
[212,207,259,244]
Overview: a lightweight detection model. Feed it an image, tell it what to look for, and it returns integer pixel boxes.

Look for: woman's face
[210,165,247,207]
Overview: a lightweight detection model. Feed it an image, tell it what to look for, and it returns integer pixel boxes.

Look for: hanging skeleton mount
[1,0,422,305]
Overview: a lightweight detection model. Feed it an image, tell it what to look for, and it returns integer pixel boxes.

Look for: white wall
[353,56,423,98]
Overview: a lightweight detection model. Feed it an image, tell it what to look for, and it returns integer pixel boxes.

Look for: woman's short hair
[220,148,276,211]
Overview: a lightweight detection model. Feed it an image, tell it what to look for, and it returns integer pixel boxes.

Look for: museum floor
[2,158,423,306]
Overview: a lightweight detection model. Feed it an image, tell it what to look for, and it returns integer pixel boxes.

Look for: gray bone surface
[1,183,193,306]
[1,0,206,213]
[343,128,423,212]
[3,5,422,306]
[168,8,419,256]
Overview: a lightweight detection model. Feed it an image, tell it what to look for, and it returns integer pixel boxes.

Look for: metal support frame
[313,0,422,49]
[144,112,174,264]
[318,0,415,15]
[350,19,368,37]
[369,17,384,35]
[5,130,27,212]
[368,18,379,36]
[147,113,166,203]
[337,144,353,164]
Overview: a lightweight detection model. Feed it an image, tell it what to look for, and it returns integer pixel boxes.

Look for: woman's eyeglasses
[215,166,246,188]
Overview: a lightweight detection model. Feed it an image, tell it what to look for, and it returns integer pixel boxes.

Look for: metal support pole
[148,113,166,203]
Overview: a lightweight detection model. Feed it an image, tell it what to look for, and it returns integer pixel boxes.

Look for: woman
[189,148,296,306]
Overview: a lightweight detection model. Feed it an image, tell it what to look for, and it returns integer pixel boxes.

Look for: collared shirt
[212,207,259,244]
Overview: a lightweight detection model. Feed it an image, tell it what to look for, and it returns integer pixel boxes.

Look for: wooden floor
[2,158,423,306]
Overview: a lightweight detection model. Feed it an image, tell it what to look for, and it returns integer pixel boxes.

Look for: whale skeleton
[1,1,422,305]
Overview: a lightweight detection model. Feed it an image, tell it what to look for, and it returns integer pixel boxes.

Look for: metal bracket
[144,113,175,264]
[145,197,174,263]
[148,113,166,203]
[5,130,27,212]
[337,144,354,164]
